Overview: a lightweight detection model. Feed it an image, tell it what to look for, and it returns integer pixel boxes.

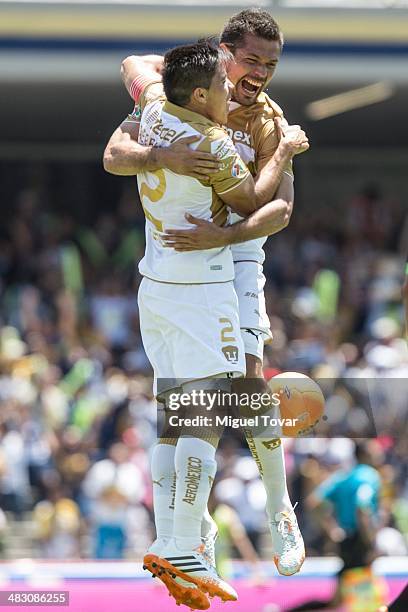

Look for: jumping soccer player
[105,39,299,608]
[113,8,309,579]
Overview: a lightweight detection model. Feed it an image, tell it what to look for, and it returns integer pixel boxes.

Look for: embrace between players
[104,8,309,610]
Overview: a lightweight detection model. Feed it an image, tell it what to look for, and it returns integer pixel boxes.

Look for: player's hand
[157,136,221,179]
[275,116,310,156]
[144,54,164,75]
[162,214,227,251]
[123,54,164,75]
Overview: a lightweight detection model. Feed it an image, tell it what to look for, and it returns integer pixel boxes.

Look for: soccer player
[110,8,309,578]
[289,442,382,611]
[106,39,294,608]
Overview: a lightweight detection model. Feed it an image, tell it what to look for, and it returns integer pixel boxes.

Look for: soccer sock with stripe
[245,430,292,519]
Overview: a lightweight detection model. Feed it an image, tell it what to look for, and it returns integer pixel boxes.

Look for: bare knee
[245,353,265,380]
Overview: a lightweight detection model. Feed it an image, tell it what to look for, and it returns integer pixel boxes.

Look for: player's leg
[149,406,177,554]
[152,375,238,604]
[138,279,179,552]
[146,388,217,559]
[139,279,211,609]
[141,280,244,605]
[232,261,305,575]
[242,350,305,576]
[149,390,218,561]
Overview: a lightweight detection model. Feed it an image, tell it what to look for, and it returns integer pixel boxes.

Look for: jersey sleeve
[203,128,250,196]
[129,73,165,112]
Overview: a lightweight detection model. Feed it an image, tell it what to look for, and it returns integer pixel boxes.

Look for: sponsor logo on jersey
[226,128,251,146]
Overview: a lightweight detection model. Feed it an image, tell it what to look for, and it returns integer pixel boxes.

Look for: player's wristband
[130,73,160,103]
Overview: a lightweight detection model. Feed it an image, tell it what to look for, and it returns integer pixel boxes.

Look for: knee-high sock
[151,443,216,544]
[173,437,217,550]
[151,442,177,540]
[245,430,292,520]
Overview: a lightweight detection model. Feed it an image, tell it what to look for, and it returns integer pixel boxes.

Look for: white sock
[151,443,176,541]
[201,507,217,539]
[173,437,216,550]
[246,431,292,520]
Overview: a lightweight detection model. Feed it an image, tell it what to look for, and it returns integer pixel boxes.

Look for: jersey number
[219,317,236,342]
[139,169,166,231]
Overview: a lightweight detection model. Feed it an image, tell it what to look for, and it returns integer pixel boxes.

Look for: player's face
[205,64,233,125]
[226,34,281,106]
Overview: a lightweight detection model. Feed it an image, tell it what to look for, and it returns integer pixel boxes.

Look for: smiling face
[204,63,233,125]
[226,33,281,106]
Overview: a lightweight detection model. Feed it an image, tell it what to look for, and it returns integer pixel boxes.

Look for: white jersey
[136,83,250,284]
[226,95,294,264]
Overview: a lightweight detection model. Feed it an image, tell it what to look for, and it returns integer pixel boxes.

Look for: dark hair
[220,8,283,50]
[163,40,224,107]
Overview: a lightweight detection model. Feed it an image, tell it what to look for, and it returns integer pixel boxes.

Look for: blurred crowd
[0,176,407,564]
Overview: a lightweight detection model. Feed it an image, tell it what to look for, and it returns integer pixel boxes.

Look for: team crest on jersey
[222,344,239,365]
[231,162,242,178]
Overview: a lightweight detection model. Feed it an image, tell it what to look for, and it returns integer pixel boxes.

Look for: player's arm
[103,116,215,177]
[104,56,167,175]
[212,136,298,218]
[162,173,293,250]
[121,54,164,98]
[104,128,220,178]
[306,492,347,543]
[254,117,309,205]
[216,174,257,217]
[104,114,146,175]
[225,173,294,242]
[105,57,220,178]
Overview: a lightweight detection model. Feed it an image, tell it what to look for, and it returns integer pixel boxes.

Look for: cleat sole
[274,551,305,576]
[156,557,237,603]
[143,554,210,610]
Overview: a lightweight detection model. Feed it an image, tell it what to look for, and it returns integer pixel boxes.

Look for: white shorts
[138,277,246,396]
[233,261,272,360]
